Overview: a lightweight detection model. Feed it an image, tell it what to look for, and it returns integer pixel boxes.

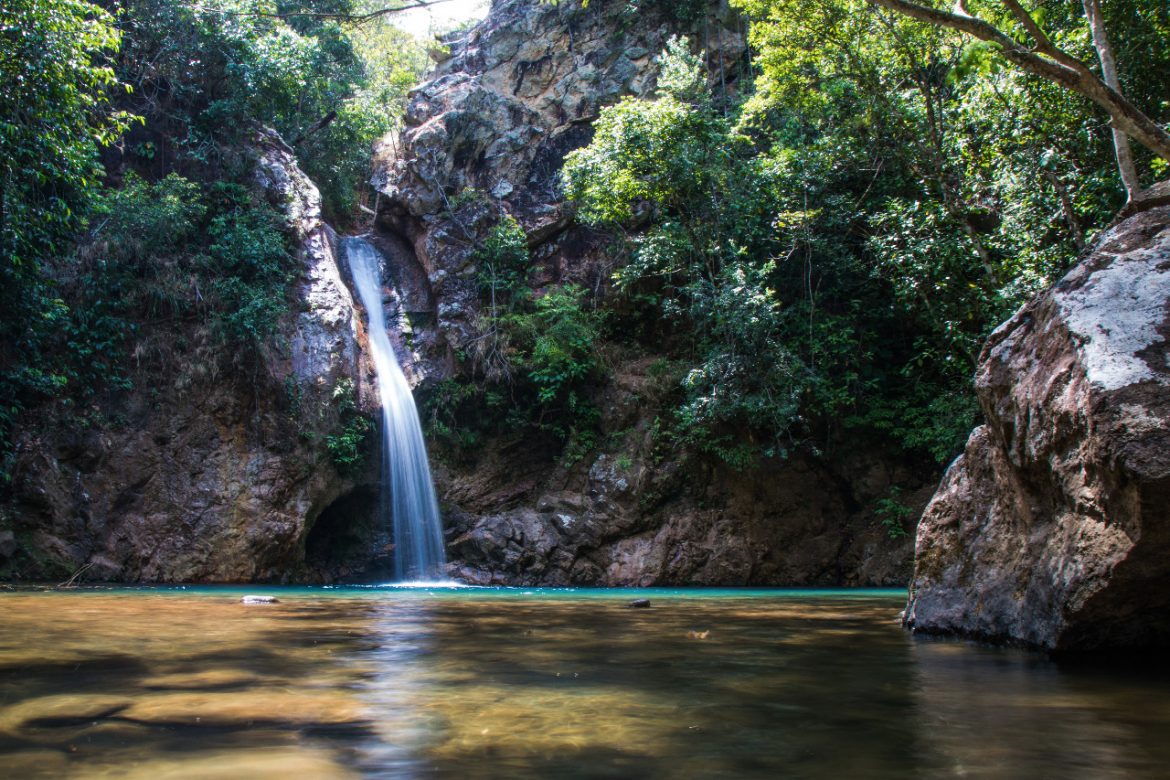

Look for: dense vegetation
[427,209,606,463]
[559,0,1169,467]
[0,0,429,478]
[3,0,1168,486]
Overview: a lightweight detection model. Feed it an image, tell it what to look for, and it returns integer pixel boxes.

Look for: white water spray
[345,237,446,581]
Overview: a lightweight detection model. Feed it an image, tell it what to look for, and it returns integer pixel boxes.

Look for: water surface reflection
[910,639,1170,778]
[0,587,1167,778]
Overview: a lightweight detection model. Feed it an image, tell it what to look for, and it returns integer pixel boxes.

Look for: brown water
[1,587,1168,779]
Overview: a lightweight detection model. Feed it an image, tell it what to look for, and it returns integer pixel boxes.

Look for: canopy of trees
[3,0,1167,480]
[563,0,1168,466]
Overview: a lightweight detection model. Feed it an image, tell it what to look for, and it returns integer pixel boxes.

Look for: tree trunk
[1043,169,1086,253]
[1082,0,1141,202]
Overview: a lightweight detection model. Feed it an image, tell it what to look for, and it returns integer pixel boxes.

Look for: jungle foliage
[0,0,430,478]
[110,0,428,219]
[0,0,133,474]
[564,0,1169,467]
[431,217,605,462]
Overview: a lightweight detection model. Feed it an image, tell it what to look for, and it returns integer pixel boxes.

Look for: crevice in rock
[356,229,446,384]
[303,485,392,583]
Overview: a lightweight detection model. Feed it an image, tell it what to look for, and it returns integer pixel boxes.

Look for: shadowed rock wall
[0,131,373,582]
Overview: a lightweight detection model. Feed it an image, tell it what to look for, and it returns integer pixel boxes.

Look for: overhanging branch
[865,0,1170,163]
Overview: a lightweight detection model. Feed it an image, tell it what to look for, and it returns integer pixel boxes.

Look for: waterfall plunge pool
[1,586,1169,778]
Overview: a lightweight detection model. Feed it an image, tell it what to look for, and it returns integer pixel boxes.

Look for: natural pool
[1,587,1168,779]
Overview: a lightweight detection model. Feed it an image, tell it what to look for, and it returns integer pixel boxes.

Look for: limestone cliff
[0,131,369,582]
[904,202,1170,651]
[367,0,923,586]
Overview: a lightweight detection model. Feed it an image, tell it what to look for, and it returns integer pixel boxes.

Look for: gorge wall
[904,200,1170,652]
[0,132,374,582]
[366,0,925,586]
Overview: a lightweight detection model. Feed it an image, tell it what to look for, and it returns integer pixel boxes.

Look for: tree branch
[866,0,1170,164]
[289,110,337,146]
[999,0,1093,78]
[1082,0,1141,201]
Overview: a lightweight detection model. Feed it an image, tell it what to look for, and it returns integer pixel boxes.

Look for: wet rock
[904,204,1170,652]
[141,670,263,690]
[627,598,651,609]
[0,750,71,778]
[120,690,365,727]
[0,694,132,733]
[115,749,360,780]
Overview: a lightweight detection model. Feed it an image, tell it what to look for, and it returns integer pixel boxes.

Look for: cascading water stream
[345,237,446,582]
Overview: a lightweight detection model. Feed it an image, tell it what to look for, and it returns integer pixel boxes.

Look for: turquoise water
[1,586,1168,778]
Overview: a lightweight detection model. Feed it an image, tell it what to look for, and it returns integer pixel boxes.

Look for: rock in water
[241,595,280,605]
[904,202,1170,652]
[627,599,651,609]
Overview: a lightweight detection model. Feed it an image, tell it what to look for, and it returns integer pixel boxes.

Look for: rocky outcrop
[373,0,749,373]
[904,204,1170,651]
[445,459,923,587]
[0,130,369,582]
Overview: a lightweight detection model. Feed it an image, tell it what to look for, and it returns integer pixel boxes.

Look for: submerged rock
[904,204,1170,652]
[0,694,131,733]
[627,598,651,609]
[119,690,365,727]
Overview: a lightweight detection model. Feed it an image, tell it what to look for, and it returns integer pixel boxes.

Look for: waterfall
[345,237,446,582]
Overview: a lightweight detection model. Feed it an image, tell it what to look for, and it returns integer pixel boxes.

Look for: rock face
[0,130,370,582]
[368,0,923,586]
[374,0,749,372]
[434,352,926,587]
[443,446,924,587]
[904,204,1170,651]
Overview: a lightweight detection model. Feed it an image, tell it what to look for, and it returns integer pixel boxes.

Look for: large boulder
[904,203,1170,651]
